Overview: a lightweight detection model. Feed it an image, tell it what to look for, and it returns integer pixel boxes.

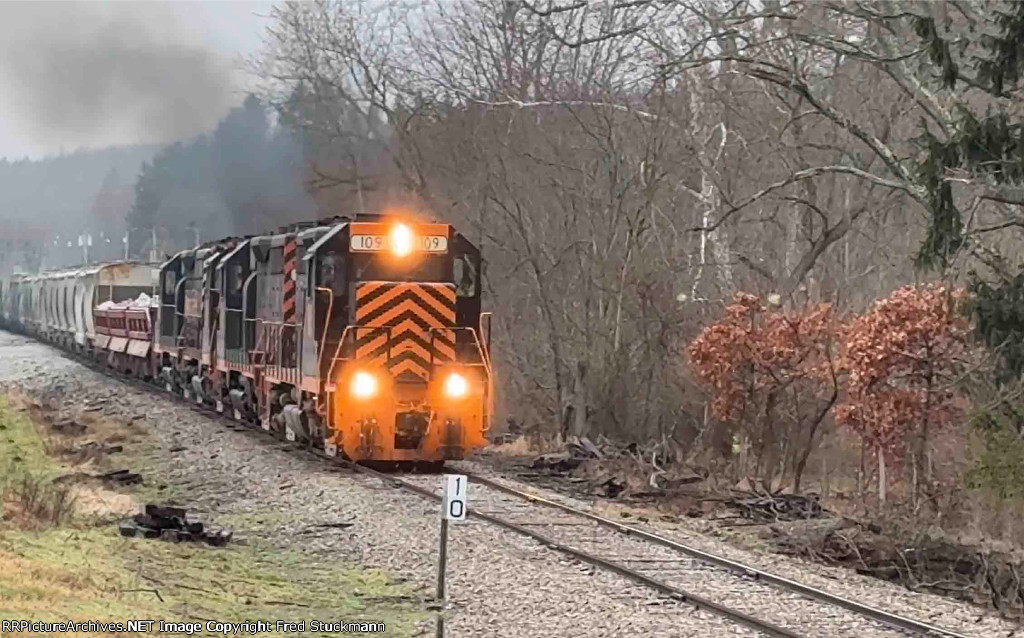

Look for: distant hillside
[0,145,157,229]
[0,145,157,272]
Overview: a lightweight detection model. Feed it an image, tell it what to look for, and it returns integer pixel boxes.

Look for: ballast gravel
[2,331,1020,637]
[453,460,1024,638]
[0,333,753,637]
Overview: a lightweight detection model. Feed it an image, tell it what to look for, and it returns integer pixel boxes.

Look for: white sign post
[436,474,468,638]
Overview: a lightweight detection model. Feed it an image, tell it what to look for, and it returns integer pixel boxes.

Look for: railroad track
[68,353,968,638]
[391,472,962,638]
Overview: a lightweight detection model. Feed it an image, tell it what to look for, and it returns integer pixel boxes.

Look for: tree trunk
[917,357,934,504]
[688,72,732,298]
[822,452,830,500]
[878,447,887,505]
[792,391,837,493]
[760,390,779,492]
[571,360,588,438]
[858,438,865,499]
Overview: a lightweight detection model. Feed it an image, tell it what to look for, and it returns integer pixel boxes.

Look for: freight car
[0,262,158,352]
[1,213,493,466]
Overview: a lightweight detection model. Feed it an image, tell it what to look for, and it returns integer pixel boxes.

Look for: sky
[0,1,277,160]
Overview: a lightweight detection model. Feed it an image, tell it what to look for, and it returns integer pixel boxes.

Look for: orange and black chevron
[354,281,456,381]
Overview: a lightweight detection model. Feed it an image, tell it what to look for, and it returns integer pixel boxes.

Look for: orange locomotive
[154,213,493,465]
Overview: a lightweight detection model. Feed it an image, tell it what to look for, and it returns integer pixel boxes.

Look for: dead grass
[0,392,152,528]
[70,486,138,518]
[0,396,77,529]
[0,391,424,635]
[0,526,423,636]
[0,473,77,529]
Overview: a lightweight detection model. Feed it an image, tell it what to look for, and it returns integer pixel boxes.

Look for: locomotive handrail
[248,319,302,373]
[249,318,269,365]
[315,286,334,378]
[478,312,494,370]
[326,323,491,386]
[241,271,258,362]
[172,277,187,339]
[327,324,376,384]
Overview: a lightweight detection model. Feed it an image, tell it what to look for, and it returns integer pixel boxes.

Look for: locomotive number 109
[350,234,448,253]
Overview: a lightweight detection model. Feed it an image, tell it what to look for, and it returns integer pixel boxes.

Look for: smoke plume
[0,2,236,151]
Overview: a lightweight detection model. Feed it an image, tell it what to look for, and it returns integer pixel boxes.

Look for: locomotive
[0,214,493,465]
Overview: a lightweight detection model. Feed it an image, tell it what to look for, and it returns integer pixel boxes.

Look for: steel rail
[51,346,964,638]
[65,357,807,637]
[461,472,968,638]
[342,462,803,638]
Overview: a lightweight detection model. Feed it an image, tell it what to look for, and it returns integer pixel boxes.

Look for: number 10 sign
[443,474,468,522]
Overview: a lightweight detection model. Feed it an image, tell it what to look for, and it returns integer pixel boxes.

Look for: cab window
[454,255,477,298]
[318,252,346,294]
[228,264,244,294]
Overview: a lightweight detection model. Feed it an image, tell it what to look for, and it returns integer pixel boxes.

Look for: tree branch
[690,165,912,232]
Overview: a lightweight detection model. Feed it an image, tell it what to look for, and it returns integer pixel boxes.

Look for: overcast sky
[0,1,276,160]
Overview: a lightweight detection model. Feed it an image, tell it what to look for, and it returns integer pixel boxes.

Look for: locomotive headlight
[351,371,378,399]
[444,372,469,399]
[391,223,414,258]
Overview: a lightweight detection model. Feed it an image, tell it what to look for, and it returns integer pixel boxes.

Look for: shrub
[689,293,839,491]
[836,283,971,503]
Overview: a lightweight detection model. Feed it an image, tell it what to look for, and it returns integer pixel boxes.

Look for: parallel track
[59,347,969,638]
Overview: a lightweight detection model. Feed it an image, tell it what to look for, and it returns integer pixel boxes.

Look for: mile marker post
[437,474,468,638]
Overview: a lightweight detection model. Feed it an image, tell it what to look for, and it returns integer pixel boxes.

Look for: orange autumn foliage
[689,293,838,424]
[688,293,840,489]
[688,285,973,491]
[836,283,971,457]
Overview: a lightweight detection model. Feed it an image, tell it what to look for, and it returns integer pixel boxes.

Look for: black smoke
[0,2,235,151]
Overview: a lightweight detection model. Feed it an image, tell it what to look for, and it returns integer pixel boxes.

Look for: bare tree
[254,0,1024,459]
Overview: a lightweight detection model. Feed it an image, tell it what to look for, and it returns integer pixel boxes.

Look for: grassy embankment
[0,394,423,636]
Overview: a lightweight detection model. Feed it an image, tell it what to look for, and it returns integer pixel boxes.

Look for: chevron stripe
[357,286,454,325]
[409,285,458,322]
[389,338,433,363]
[390,355,432,381]
[388,318,454,358]
[356,283,456,326]
[354,323,455,363]
[353,282,458,380]
[421,283,456,305]
[355,330,389,358]
[362,297,451,331]
[357,281,389,302]
[360,293,454,328]
[429,329,456,360]
[355,285,409,321]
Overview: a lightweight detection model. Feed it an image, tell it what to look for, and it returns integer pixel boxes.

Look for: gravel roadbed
[399,473,915,638]
[6,330,1019,637]
[453,458,1023,638]
[0,332,758,637]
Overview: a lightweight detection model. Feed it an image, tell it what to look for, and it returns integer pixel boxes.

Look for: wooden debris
[53,468,143,486]
[51,419,87,435]
[728,492,826,522]
[119,504,232,547]
[99,469,143,486]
